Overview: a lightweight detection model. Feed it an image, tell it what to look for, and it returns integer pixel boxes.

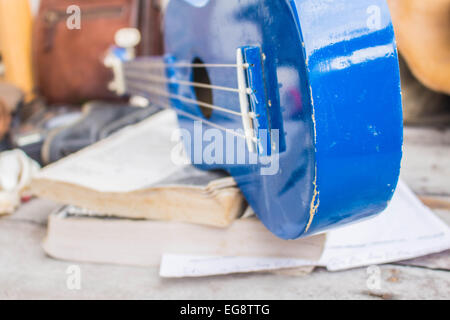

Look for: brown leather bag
[136,0,164,56]
[33,0,163,105]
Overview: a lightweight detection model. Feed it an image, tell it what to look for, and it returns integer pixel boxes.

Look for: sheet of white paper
[160,255,317,278]
[160,180,450,277]
[319,180,450,271]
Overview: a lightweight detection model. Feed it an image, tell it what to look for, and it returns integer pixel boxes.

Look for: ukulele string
[124,71,249,95]
[136,96,252,141]
[124,60,256,141]
[126,81,244,117]
[125,61,249,69]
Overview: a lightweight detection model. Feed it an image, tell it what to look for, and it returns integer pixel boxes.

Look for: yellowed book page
[33,110,221,193]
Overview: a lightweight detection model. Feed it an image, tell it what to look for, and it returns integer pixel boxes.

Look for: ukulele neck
[105,46,278,156]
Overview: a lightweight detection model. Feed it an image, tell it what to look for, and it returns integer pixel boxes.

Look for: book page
[34,110,227,192]
[160,255,318,278]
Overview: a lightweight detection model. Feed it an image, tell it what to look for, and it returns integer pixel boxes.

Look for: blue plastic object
[128,0,403,239]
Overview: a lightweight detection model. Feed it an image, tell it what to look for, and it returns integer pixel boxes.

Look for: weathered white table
[0,126,449,300]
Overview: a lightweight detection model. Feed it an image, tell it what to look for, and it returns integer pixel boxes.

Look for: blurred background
[0,0,448,165]
[0,0,448,300]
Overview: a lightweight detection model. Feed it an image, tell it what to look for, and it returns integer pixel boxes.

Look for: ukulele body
[153,0,403,239]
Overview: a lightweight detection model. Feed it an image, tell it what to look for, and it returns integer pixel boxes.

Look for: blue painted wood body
[160,0,403,239]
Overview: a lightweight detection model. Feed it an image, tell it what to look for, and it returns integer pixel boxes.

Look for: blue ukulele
[106,0,403,239]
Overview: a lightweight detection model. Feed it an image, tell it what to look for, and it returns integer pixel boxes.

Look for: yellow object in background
[0,0,34,100]
[388,0,450,95]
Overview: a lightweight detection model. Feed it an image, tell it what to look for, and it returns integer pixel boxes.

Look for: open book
[31,110,245,227]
